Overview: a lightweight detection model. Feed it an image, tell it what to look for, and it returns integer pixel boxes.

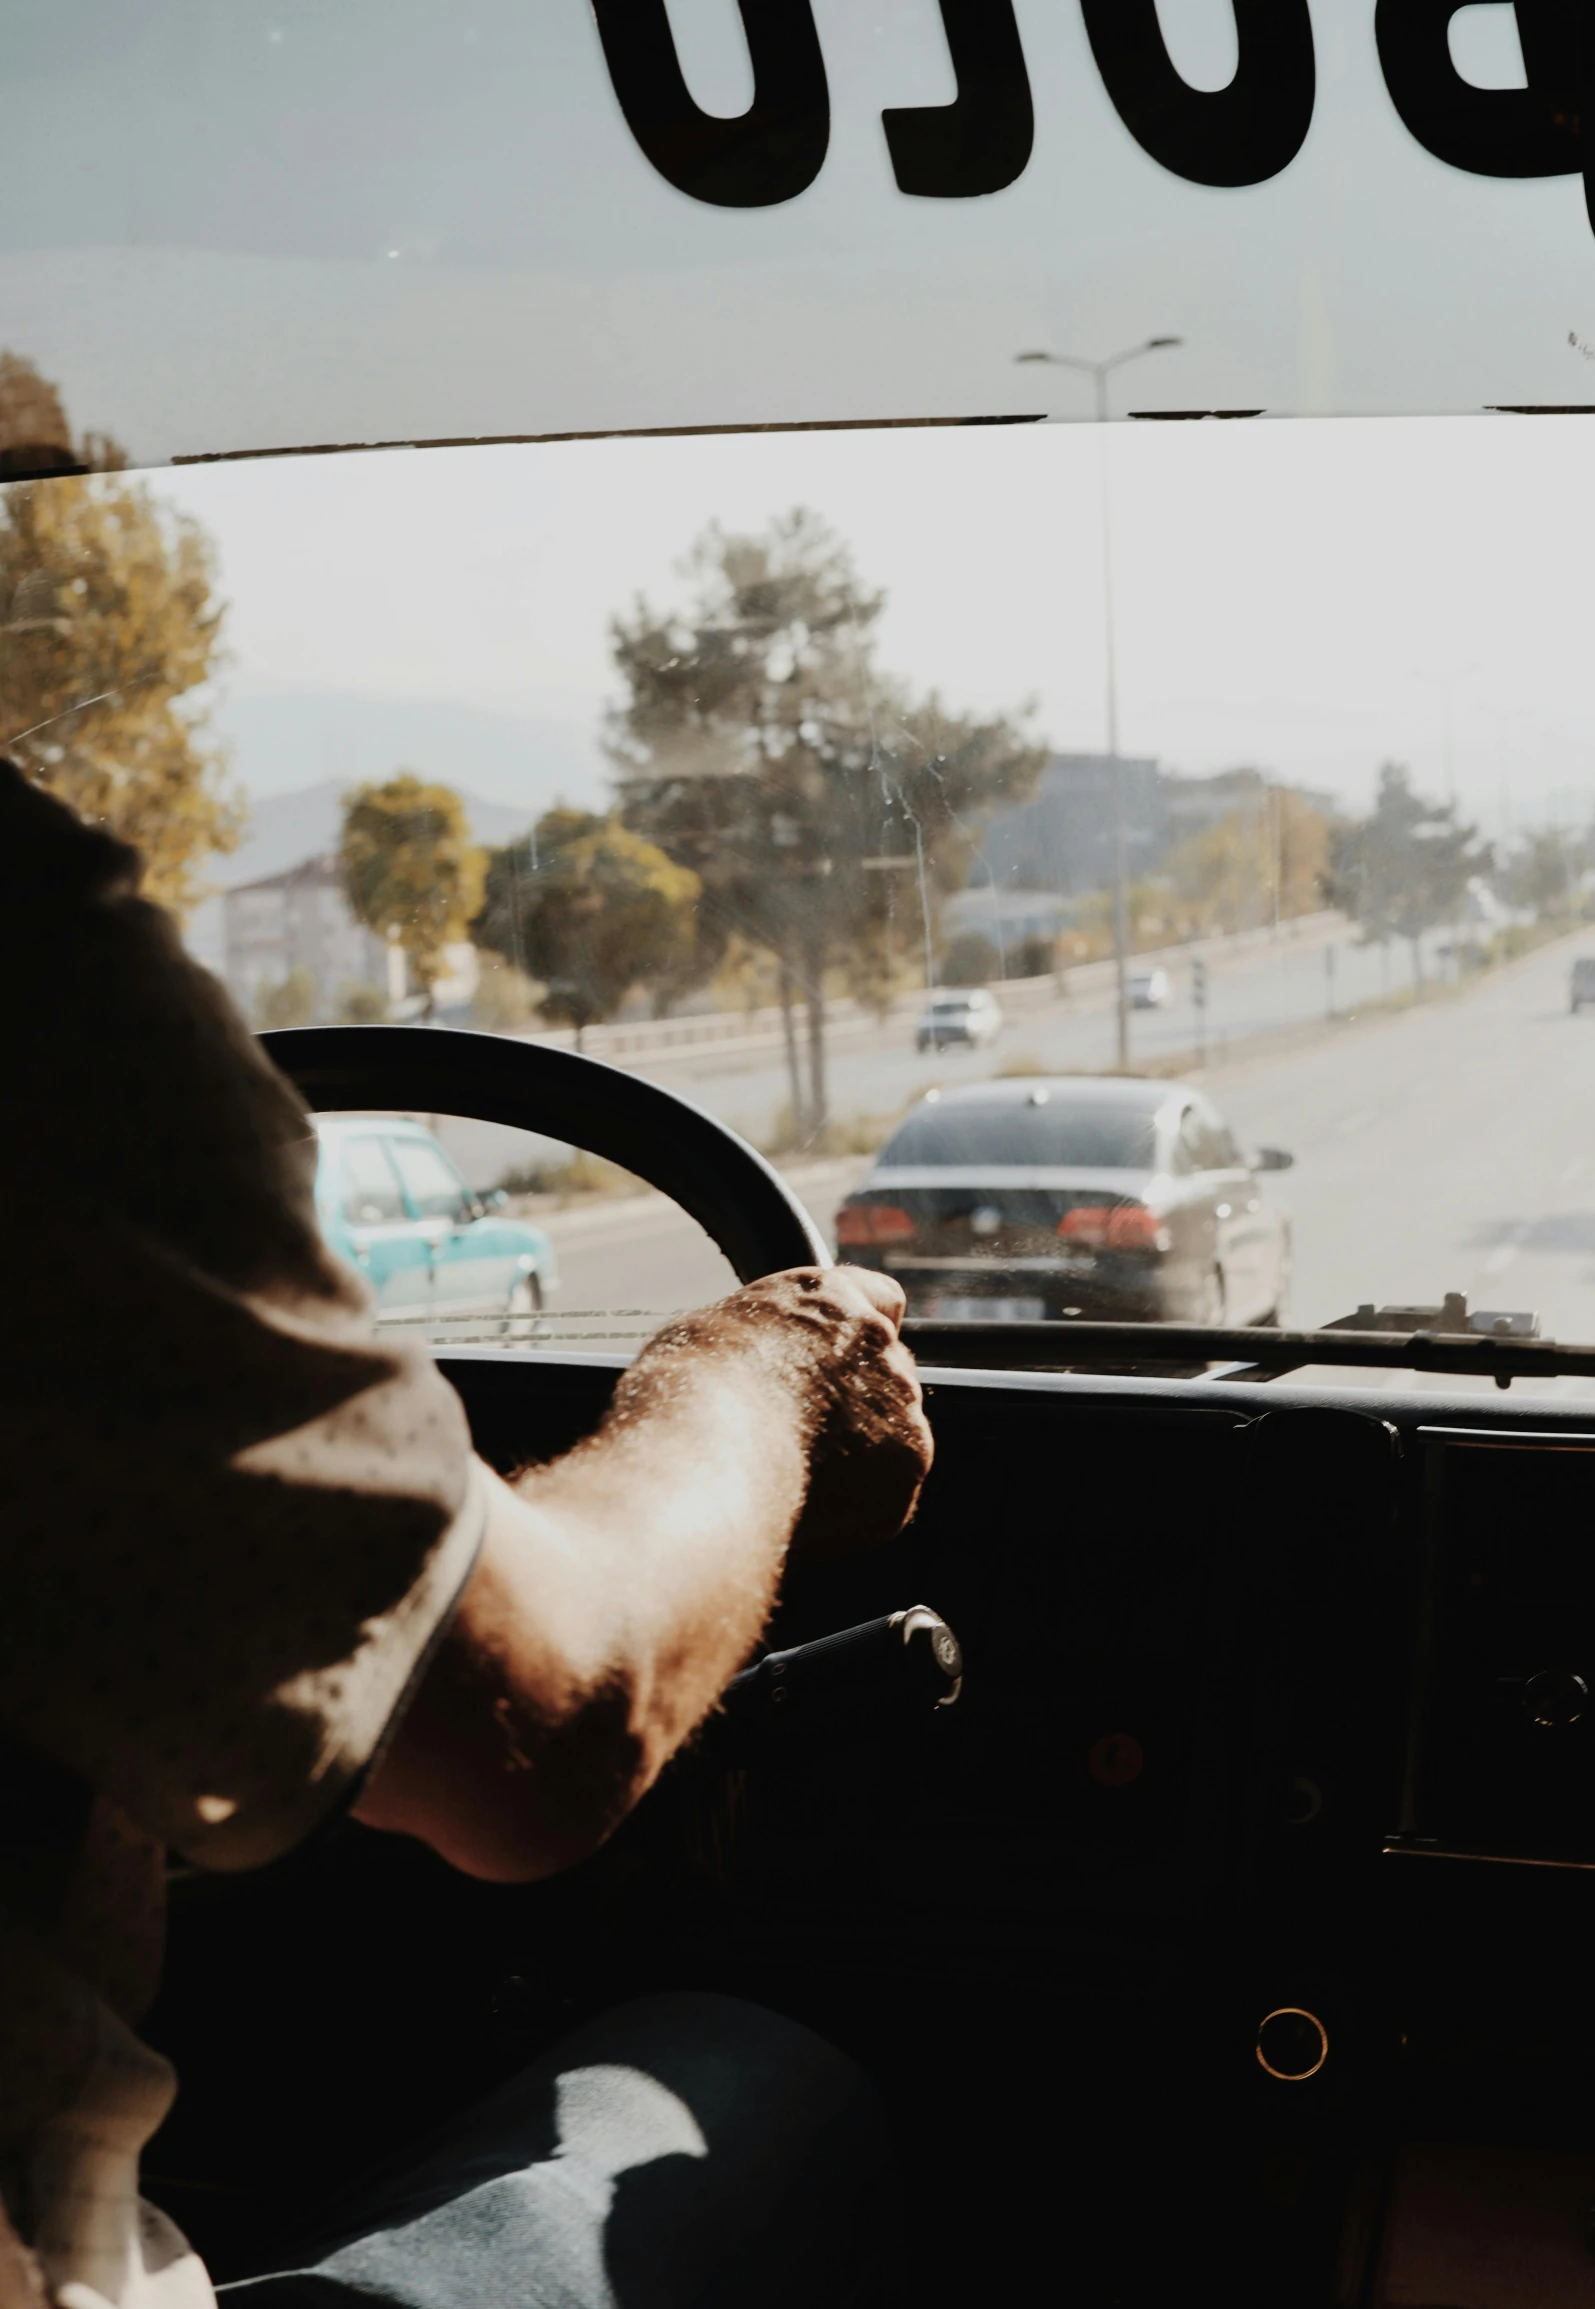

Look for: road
[515,930,1595,1400]
[434,915,1445,1190]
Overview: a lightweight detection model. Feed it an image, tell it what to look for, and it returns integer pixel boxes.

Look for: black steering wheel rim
[259,1024,829,1283]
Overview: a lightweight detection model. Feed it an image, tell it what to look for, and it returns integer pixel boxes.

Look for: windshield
[879,1105,1158,1172]
[12,393,1595,1385]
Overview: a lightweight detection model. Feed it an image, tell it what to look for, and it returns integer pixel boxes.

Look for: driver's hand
[645,1266,932,1561]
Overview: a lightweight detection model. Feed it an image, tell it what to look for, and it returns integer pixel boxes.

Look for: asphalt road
[433,915,1446,1192]
[656,917,1438,1150]
[528,930,1595,1399]
[1212,930,1595,1393]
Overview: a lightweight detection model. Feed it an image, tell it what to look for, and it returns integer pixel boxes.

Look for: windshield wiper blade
[901,1318,1595,1391]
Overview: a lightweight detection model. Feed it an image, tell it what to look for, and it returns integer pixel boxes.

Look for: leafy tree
[1166,789,1332,939]
[474,808,700,1048]
[0,368,237,914]
[1006,933,1058,980]
[256,965,319,1029]
[609,509,1044,1139]
[471,953,540,1033]
[1326,763,1491,983]
[939,930,998,986]
[1498,826,1584,921]
[339,773,486,1020]
[335,980,390,1024]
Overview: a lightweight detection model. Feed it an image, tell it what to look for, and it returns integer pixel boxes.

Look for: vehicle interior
[14,3,1595,2303]
[130,1025,1595,2308]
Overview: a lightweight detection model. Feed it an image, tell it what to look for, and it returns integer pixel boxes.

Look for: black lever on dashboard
[709,1606,964,1765]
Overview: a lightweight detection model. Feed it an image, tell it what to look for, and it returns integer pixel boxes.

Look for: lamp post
[1016,336,1182,1069]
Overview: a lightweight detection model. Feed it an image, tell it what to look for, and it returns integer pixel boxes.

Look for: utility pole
[1192,951,1209,1068]
[1016,335,1183,1071]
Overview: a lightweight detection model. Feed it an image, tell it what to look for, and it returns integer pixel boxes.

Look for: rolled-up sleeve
[0,764,483,1868]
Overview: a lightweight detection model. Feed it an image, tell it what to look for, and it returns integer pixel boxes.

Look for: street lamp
[1016,336,1183,1069]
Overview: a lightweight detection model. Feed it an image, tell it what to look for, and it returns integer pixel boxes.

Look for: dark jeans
[220,1993,895,2309]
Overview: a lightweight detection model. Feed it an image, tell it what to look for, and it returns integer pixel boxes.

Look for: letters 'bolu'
[882,0,1035,199]
[590,0,829,208]
[1079,0,1316,188]
[1374,0,1580,179]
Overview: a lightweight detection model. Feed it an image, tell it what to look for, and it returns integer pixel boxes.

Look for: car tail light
[1058,1203,1167,1252]
[836,1200,917,1247]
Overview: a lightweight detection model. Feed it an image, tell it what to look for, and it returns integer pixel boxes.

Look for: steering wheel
[258,1024,829,1283]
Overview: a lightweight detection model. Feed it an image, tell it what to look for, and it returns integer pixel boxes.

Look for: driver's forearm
[354,1354,806,1881]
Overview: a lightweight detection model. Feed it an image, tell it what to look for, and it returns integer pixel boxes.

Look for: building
[223,853,393,1019]
[972,754,1337,912]
[1161,765,1272,844]
[1161,765,1337,845]
[973,752,1168,899]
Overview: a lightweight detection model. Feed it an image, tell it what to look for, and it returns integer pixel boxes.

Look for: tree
[339,774,486,1020]
[1166,789,1332,939]
[0,361,237,914]
[255,966,319,1029]
[336,981,390,1024]
[474,808,700,1047]
[1006,933,1058,980]
[609,510,1044,1139]
[939,930,998,986]
[1326,763,1490,983]
[1498,826,1584,921]
[471,953,540,1033]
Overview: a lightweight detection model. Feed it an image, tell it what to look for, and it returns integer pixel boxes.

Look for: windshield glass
[13,395,1595,1384]
[879,1104,1158,1171]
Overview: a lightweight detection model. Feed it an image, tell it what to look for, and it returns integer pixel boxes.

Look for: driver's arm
[355,1265,929,1882]
[0,756,929,1886]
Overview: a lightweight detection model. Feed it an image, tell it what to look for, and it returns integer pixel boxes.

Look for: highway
[436,913,1442,1190]
[514,930,1595,1399]
[559,913,1434,1154]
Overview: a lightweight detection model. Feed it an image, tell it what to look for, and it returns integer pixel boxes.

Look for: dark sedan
[836,1075,1293,1326]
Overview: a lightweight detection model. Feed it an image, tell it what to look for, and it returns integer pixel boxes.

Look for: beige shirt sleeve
[0,763,482,1869]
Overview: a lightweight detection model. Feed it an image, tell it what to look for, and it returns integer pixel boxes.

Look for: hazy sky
[153,410,1595,840]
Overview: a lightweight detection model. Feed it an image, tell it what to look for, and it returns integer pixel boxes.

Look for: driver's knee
[250,1992,896,2309]
[571,1992,898,2306]
[600,1994,900,2299]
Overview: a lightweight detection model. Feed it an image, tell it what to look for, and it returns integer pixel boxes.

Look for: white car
[915,987,1003,1051]
[1130,967,1171,1009]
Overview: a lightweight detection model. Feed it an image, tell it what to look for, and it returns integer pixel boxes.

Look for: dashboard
[146,1351,1595,2302]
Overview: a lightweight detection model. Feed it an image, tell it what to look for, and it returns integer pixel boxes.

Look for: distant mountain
[214,688,608,819]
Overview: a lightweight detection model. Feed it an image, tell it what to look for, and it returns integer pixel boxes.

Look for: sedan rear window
[880,1104,1159,1169]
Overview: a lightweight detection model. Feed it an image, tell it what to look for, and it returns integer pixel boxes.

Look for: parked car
[836,1075,1293,1325]
[314,1117,557,1332]
[914,987,1003,1051]
[1571,958,1595,1012]
[1129,967,1171,1009]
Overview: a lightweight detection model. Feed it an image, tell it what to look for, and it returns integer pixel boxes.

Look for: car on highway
[914,987,1002,1051]
[1130,967,1171,1009]
[313,1116,557,1331]
[1571,958,1595,1012]
[835,1075,1292,1326]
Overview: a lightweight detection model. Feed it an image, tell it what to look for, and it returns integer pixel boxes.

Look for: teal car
[313,1116,557,1334]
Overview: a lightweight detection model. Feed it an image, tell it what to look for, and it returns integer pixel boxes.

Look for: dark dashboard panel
[147,1351,1595,2302]
[1401,1430,1595,1867]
